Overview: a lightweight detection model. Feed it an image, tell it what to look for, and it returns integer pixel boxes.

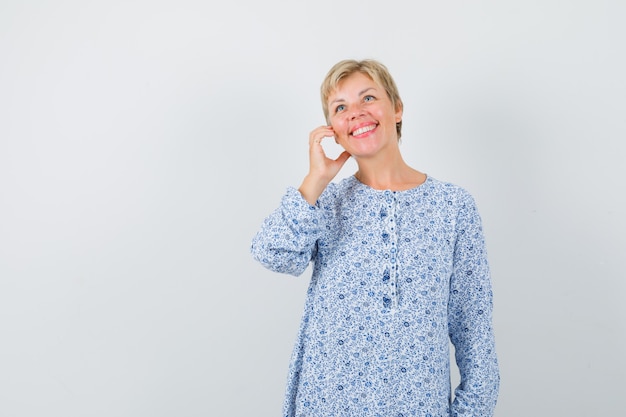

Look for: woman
[251,59,499,417]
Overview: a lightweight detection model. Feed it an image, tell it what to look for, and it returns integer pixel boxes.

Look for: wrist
[298,174,330,206]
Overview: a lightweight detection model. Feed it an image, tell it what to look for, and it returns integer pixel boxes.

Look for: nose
[349,104,365,120]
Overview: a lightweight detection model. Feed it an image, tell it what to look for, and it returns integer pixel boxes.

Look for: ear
[395,101,403,123]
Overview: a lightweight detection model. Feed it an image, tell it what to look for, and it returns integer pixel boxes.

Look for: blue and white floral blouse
[251,175,499,417]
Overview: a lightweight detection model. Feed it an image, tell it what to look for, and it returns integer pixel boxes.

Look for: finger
[309,126,335,145]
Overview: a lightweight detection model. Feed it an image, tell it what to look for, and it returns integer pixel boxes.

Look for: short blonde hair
[321,59,403,139]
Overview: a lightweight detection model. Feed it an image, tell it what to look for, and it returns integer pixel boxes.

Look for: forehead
[328,72,380,100]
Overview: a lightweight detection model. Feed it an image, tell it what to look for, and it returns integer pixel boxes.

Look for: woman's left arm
[448,191,500,416]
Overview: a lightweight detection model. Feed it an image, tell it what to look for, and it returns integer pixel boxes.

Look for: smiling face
[327,72,403,159]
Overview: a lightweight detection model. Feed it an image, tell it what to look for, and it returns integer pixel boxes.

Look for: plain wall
[1,1,624,416]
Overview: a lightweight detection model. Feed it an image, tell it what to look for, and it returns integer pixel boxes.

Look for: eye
[335,104,346,113]
[363,95,375,102]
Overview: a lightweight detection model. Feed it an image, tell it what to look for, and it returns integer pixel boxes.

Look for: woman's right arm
[250,126,350,276]
[250,187,326,276]
[298,125,351,205]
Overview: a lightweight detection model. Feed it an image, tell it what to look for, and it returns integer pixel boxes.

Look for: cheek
[332,129,349,147]
[330,116,343,128]
[372,107,389,121]
[330,119,347,137]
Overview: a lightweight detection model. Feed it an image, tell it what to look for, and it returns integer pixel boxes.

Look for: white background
[1,1,625,416]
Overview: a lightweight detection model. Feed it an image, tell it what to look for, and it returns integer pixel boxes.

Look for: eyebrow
[329,87,377,106]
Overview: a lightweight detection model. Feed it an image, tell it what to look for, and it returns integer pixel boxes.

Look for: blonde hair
[320,59,403,139]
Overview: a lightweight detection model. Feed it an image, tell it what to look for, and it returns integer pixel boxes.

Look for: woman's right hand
[298,126,351,205]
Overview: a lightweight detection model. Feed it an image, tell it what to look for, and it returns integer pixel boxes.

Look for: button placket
[381,191,399,311]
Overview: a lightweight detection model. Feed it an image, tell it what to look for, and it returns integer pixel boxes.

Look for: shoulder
[318,175,359,202]
[422,176,476,206]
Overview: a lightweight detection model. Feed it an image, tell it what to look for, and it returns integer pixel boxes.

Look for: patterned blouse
[251,175,499,417]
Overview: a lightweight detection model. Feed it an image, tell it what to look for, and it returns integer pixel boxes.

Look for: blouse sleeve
[250,186,326,277]
[448,191,500,416]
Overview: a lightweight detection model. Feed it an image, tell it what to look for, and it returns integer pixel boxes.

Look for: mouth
[350,123,378,137]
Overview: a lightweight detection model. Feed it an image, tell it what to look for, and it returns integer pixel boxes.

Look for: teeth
[352,125,376,136]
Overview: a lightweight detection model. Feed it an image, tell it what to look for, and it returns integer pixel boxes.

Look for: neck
[354,154,426,191]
